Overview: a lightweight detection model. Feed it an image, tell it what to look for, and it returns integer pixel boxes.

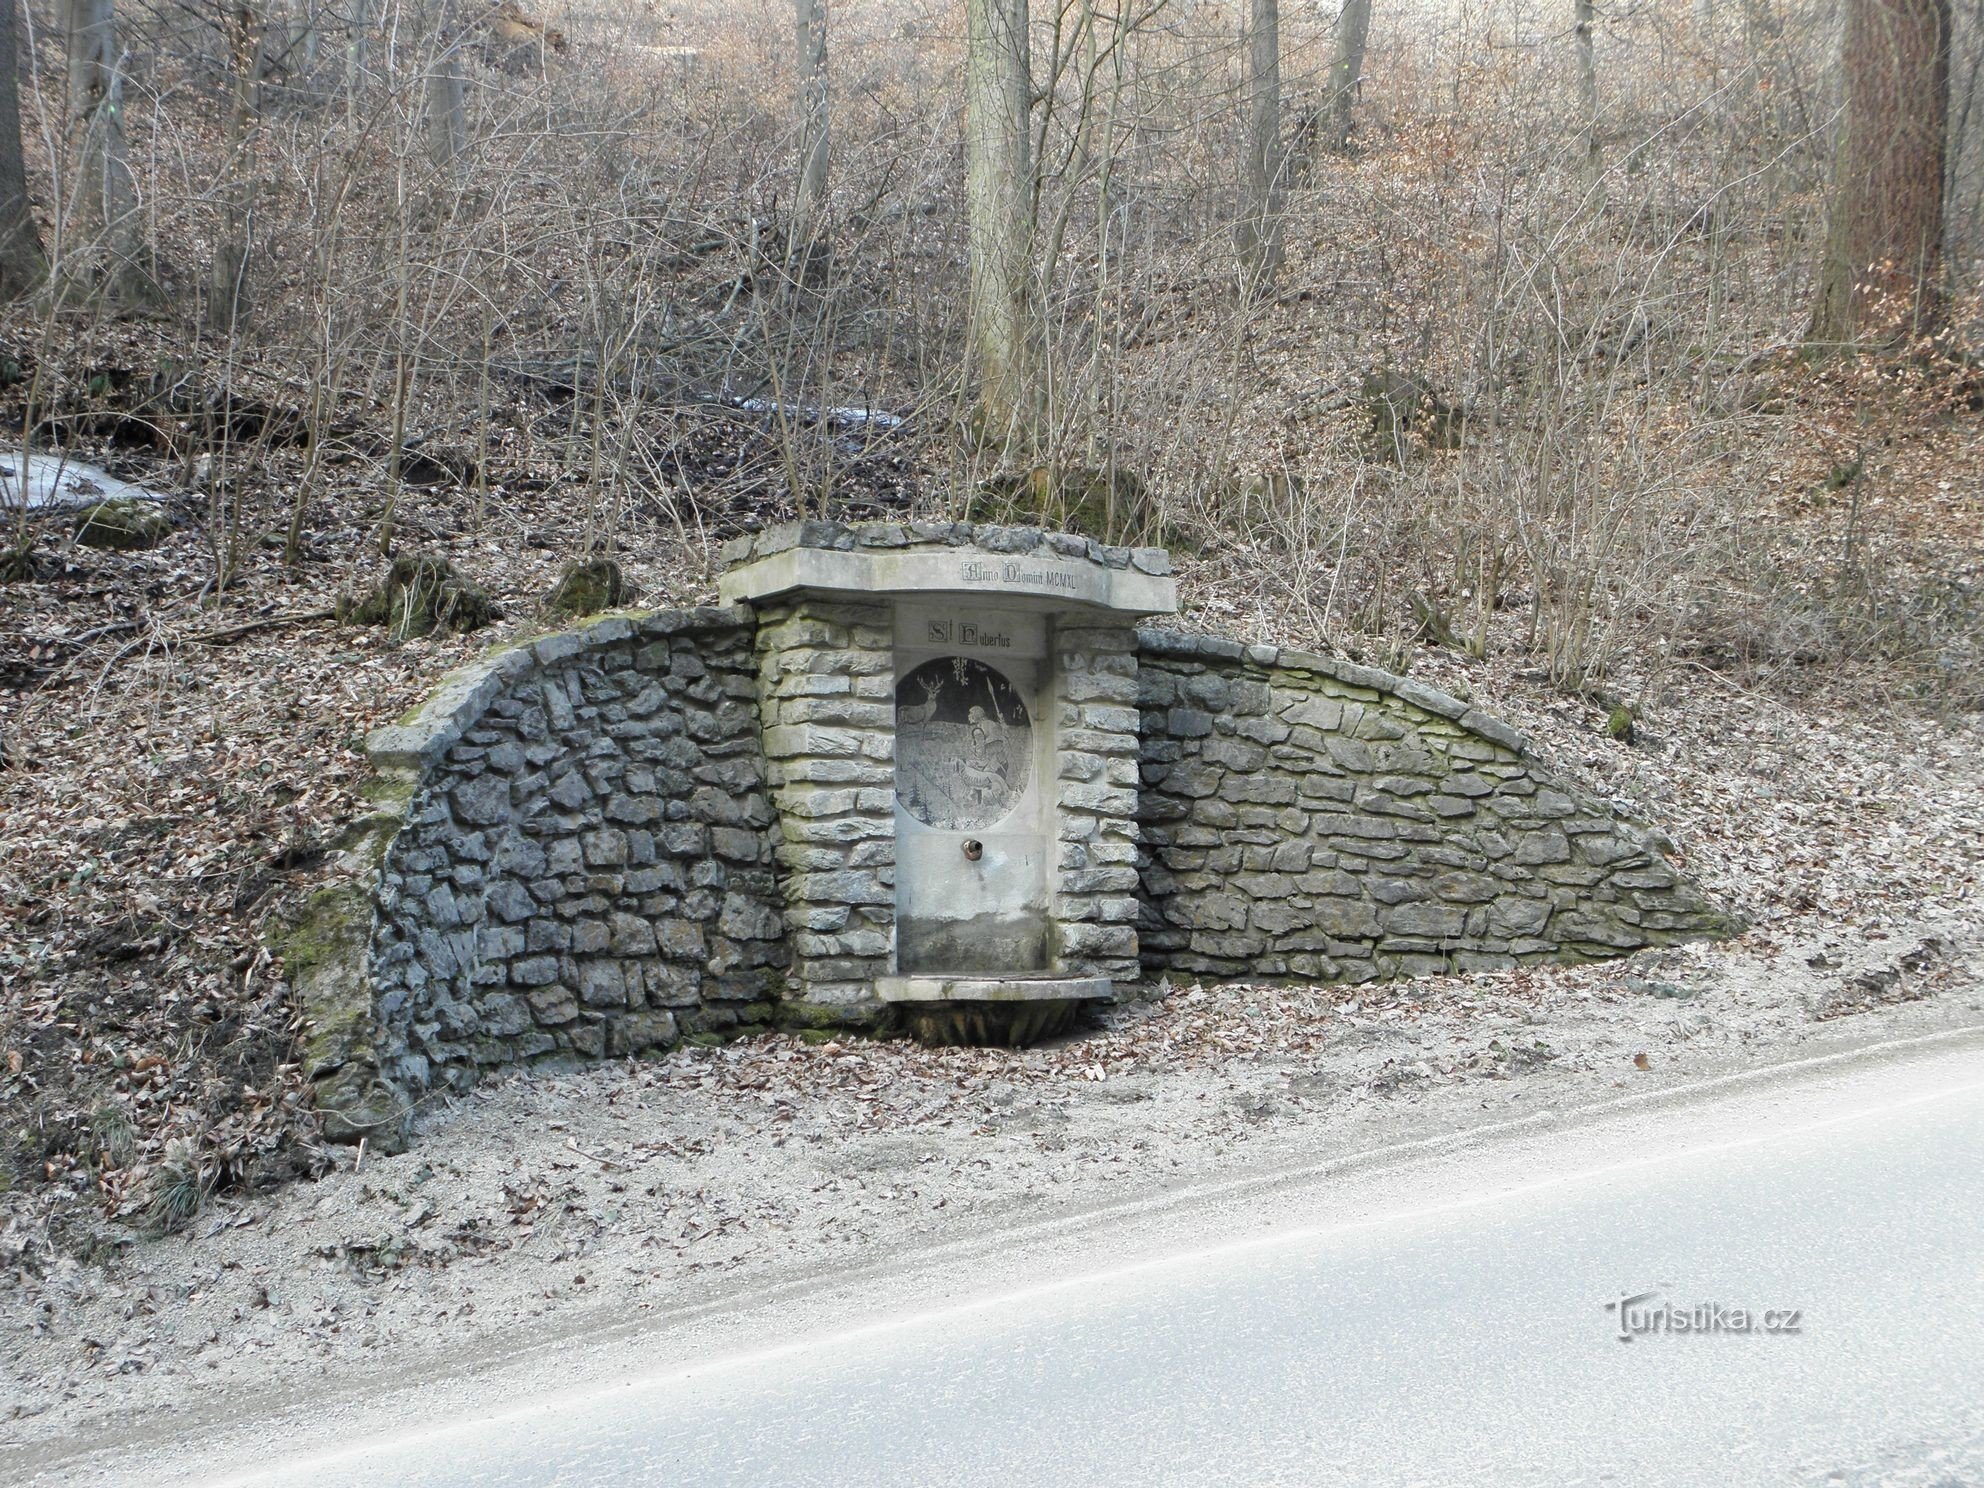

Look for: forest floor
[1,326,1982,1454]
[2,907,1980,1461]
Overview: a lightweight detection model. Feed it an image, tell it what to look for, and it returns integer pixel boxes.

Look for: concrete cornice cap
[720,529,1178,616]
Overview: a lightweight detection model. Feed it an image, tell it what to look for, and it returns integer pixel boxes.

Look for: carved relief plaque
[894,656,1032,831]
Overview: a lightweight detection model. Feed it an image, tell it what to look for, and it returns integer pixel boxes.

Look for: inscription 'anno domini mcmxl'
[960,559,1083,592]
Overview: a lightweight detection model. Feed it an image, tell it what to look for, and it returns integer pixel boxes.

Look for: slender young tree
[1810,0,1953,346]
[964,0,1044,451]
[1237,0,1284,292]
[425,47,467,167]
[61,0,155,304]
[1325,0,1371,153]
[792,0,828,248]
[210,0,263,327]
[1573,0,1602,185]
[0,0,44,298]
[347,0,369,126]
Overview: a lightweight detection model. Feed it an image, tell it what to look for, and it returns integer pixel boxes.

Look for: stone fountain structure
[285,523,1733,1150]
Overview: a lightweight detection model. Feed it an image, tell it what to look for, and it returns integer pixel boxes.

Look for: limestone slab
[721,544,1177,616]
[876,975,1113,1003]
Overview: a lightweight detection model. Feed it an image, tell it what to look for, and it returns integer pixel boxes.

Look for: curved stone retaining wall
[1134,631,1733,982]
[299,607,787,1145]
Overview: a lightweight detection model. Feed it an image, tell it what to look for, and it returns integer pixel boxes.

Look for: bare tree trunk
[1573,0,1602,185]
[62,0,154,305]
[0,0,45,298]
[346,0,368,127]
[965,0,1043,452]
[424,48,466,167]
[210,0,261,328]
[1811,0,1952,345]
[1237,0,1283,293]
[791,0,828,247]
[292,0,319,76]
[1325,0,1371,154]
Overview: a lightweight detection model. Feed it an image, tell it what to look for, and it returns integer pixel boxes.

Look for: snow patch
[0,450,169,512]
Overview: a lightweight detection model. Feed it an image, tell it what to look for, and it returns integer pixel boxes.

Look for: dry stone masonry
[1135,631,1733,981]
[300,608,787,1146]
[291,524,1734,1148]
[1049,621,1145,984]
[751,596,899,1022]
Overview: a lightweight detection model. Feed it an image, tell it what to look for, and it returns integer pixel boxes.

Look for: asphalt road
[196,1047,1984,1488]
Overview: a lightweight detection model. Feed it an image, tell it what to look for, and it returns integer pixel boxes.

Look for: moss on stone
[336,781,413,875]
[274,883,371,992]
[73,498,171,551]
[776,999,886,1034]
[359,772,416,814]
[343,554,499,640]
[271,882,412,1153]
[543,557,631,620]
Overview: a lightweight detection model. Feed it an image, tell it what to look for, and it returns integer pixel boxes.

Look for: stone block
[1324,737,1373,772]
[547,771,592,811]
[1164,893,1250,931]
[525,918,571,953]
[1062,783,1140,815]
[607,912,657,956]
[526,985,580,1025]
[582,828,630,866]
[1280,697,1343,732]
[578,960,629,1007]
[1512,829,1571,866]
[1532,789,1578,818]
[478,924,527,960]
[1166,707,1216,738]
[452,774,512,827]
[1058,751,1106,783]
[1203,736,1267,772]
[604,793,661,825]
[1062,867,1141,895]
[719,896,785,940]
[1220,775,1296,806]
[485,880,537,923]
[608,1010,679,1055]
[1310,899,1382,938]
[1611,867,1679,890]
[1487,897,1552,936]
[510,955,560,987]
[1385,902,1467,938]
[1249,901,1313,935]
[1064,671,1140,705]
[1429,871,1501,904]
[1552,913,1647,950]
[1228,681,1273,715]
[1372,774,1435,797]
[1538,864,1608,888]
[1060,923,1138,959]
